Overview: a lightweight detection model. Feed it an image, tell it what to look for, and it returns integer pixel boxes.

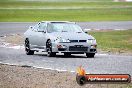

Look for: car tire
[64,53,71,57]
[86,53,95,58]
[46,40,56,57]
[25,39,34,55]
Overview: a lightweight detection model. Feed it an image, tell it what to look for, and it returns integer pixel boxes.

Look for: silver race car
[24,21,97,57]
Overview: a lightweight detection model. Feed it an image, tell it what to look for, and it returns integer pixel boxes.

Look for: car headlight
[87,39,96,44]
[55,38,70,43]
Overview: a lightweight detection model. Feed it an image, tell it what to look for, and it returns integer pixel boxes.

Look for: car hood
[47,32,95,40]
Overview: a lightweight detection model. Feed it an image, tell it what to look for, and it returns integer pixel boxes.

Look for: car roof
[41,21,75,24]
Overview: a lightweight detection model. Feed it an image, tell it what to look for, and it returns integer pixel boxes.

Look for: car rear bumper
[52,42,97,53]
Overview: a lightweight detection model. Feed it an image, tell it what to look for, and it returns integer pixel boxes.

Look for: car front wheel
[25,39,34,55]
[86,53,95,58]
[46,40,56,57]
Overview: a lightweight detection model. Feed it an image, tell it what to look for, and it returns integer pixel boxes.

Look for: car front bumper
[52,42,97,54]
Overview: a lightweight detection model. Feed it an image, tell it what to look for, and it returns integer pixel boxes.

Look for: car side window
[33,24,39,31]
[38,23,47,32]
[47,23,54,33]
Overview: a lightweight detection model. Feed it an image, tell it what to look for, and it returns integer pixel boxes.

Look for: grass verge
[0,1,132,21]
[89,30,132,53]
[0,8,132,22]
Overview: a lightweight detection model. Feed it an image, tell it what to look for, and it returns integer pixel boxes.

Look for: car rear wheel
[46,40,56,57]
[25,39,34,55]
[86,53,95,58]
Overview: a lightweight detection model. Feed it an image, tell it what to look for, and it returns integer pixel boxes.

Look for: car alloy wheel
[46,40,56,57]
[25,39,34,55]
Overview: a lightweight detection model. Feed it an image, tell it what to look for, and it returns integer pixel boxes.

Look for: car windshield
[47,23,83,33]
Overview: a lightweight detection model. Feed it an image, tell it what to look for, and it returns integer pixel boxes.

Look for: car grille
[69,46,88,51]
[70,40,86,43]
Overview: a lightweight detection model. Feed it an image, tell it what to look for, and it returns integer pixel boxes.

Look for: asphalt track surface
[0,21,132,35]
[0,22,132,75]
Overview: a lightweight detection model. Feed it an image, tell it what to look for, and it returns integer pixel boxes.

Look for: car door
[35,22,47,49]
[28,24,39,48]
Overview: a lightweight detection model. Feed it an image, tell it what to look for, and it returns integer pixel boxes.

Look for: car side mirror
[83,29,91,33]
[29,26,33,29]
[43,30,46,33]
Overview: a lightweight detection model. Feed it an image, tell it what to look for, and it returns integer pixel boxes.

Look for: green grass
[0,0,114,3]
[89,30,132,52]
[1,1,132,8]
[0,1,132,21]
[0,8,132,22]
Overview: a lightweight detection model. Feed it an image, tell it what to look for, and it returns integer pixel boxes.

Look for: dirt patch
[3,34,24,45]
[0,64,132,88]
